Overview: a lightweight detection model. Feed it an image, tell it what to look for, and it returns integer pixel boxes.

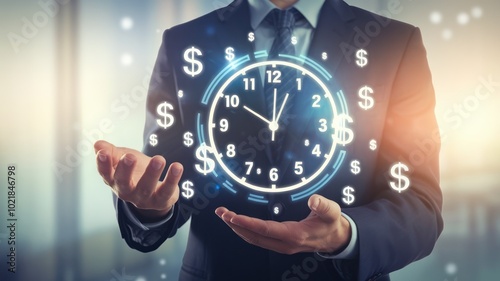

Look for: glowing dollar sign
[195,144,215,175]
[183,46,203,77]
[181,181,195,199]
[156,102,174,129]
[342,186,355,205]
[350,160,361,175]
[332,114,354,146]
[149,134,158,146]
[248,32,255,42]
[225,47,235,61]
[389,162,410,193]
[358,86,374,110]
[183,132,194,147]
[356,49,368,67]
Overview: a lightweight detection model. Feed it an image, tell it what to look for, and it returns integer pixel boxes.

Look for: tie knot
[266,8,302,31]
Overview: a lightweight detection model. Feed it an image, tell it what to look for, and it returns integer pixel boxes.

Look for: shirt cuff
[316,212,358,259]
[121,201,174,231]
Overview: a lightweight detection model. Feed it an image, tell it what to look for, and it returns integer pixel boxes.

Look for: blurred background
[0,0,499,280]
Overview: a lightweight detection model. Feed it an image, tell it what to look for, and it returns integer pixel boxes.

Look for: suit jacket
[114,0,443,280]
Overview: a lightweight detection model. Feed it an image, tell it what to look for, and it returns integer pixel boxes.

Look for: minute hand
[275,93,290,124]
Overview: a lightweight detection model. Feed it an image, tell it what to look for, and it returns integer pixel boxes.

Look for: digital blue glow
[300,55,332,79]
[336,90,349,115]
[222,181,237,194]
[248,194,269,204]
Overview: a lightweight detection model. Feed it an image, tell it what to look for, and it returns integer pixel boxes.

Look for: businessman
[94,0,443,280]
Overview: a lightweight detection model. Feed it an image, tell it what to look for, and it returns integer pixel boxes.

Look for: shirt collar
[248,0,325,29]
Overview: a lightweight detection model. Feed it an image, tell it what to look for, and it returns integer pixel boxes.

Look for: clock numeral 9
[266,70,282,84]
[219,119,229,132]
[269,168,279,182]
[225,95,240,108]
[294,161,303,175]
[312,144,321,157]
[227,144,236,157]
[243,78,255,91]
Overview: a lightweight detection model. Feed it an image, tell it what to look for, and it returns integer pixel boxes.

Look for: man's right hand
[94,140,183,223]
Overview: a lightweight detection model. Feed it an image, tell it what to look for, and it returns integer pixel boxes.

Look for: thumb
[308,194,341,222]
[94,140,115,154]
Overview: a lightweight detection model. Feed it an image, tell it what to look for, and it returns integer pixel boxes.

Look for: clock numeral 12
[266,70,282,84]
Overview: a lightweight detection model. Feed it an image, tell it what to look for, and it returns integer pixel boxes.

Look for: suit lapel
[308,0,356,75]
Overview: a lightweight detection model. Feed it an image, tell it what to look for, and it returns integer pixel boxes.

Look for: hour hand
[243,105,271,124]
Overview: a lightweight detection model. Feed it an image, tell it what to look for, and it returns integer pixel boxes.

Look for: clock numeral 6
[269,168,279,182]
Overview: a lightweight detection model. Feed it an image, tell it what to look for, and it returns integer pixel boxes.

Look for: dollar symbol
[332,114,354,146]
[183,132,194,147]
[248,32,255,42]
[342,186,355,205]
[350,160,361,175]
[356,49,368,67]
[358,86,374,110]
[149,134,158,146]
[156,102,175,129]
[369,139,377,151]
[225,47,235,61]
[389,162,410,193]
[183,46,204,77]
[195,144,216,175]
[273,207,280,215]
[322,52,328,61]
[181,180,195,199]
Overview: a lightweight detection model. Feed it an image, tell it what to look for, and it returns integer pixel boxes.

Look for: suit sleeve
[337,27,444,280]
[113,29,191,253]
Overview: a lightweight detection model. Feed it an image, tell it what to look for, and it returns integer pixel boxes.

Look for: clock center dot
[269,122,279,131]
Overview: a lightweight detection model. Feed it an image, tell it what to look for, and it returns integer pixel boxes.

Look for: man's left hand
[215,194,351,255]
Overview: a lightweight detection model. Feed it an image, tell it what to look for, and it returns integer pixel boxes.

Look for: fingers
[216,209,306,255]
[113,153,137,195]
[154,162,183,205]
[96,149,115,186]
[94,140,113,154]
[135,156,166,198]
[308,194,341,223]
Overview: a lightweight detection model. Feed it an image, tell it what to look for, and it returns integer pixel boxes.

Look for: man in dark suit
[94,0,443,280]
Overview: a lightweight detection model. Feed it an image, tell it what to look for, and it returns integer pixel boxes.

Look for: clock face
[201,58,351,195]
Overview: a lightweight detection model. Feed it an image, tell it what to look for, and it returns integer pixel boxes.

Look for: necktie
[264,8,301,163]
